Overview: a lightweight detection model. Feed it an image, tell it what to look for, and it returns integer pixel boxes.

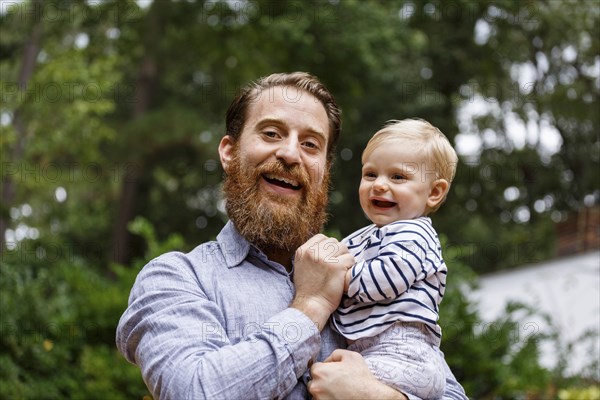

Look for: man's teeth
[265,174,299,187]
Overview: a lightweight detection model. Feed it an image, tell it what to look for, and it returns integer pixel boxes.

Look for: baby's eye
[364,172,377,179]
[391,174,406,181]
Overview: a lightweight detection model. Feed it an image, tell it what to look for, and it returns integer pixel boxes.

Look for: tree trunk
[1,3,42,251]
[109,1,163,264]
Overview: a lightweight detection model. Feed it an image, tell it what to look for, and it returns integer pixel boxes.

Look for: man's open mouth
[263,174,302,190]
[371,199,396,208]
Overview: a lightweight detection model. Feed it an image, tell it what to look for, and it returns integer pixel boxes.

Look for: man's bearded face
[222,145,330,253]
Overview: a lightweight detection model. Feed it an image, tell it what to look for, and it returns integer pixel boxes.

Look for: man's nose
[275,137,301,165]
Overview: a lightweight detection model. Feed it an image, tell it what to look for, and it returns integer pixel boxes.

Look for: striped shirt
[332,217,446,340]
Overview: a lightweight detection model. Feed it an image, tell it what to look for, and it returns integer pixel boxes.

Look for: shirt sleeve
[346,222,440,303]
[115,254,321,400]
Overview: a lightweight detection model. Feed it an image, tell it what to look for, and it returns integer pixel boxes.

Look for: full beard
[222,150,330,255]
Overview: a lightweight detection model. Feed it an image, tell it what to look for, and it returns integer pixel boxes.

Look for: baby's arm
[346,221,436,303]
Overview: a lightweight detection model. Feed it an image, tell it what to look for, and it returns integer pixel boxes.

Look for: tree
[441,0,599,271]
[1,0,597,395]
[1,0,43,249]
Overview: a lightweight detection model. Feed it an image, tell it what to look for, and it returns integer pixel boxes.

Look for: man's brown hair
[225,72,342,162]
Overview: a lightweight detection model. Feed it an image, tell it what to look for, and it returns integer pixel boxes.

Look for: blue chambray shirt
[116,221,468,400]
[116,221,345,399]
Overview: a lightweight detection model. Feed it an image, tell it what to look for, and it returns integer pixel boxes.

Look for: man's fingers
[295,234,328,259]
[297,234,351,265]
[322,349,363,363]
[302,233,328,247]
[322,349,350,363]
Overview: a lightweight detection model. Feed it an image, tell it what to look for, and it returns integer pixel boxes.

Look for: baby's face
[359,141,436,227]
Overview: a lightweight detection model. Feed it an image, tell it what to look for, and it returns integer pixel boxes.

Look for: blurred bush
[439,238,554,398]
[0,217,180,399]
[2,226,595,398]
[559,385,600,400]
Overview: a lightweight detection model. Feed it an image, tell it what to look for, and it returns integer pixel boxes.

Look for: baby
[332,119,458,399]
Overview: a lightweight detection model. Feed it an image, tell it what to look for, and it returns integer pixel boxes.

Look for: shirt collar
[216,221,292,275]
[360,224,381,241]
[216,221,251,268]
[358,217,432,242]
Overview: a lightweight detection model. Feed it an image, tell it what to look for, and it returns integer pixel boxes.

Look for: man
[116,72,467,399]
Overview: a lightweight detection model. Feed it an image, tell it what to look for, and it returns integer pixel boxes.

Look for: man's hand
[291,234,354,330]
[308,349,408,400]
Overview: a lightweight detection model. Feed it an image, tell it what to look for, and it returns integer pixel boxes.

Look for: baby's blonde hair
[362,119,458,213]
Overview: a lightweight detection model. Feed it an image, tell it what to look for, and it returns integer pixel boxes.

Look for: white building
[471,251,600,377]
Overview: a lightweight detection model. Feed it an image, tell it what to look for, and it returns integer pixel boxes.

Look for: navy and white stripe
[332,217,446,340]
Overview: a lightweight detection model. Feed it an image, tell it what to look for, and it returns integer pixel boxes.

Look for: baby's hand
[344,267,353,292]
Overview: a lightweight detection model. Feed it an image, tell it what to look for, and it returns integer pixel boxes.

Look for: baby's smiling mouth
[371,199,396,208]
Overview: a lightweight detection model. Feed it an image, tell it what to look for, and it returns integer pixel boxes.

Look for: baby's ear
[427,179,449,209]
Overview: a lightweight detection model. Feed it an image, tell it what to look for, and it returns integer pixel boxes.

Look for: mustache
[254,160,311,189]
[223,149,330,254]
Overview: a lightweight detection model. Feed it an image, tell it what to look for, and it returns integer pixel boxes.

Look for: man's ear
[427,179,449,209]
[218,135,235,173]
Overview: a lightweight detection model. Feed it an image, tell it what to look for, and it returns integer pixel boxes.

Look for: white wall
[470,251,600,377]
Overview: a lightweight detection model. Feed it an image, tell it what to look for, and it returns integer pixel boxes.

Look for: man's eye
[263,131,278,138]
[303,141,319,149]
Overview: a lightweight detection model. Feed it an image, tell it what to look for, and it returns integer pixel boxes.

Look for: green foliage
[3,0,597,271]
[0,246,150,399]
[0,216,185,398]
[128,215,184,260]
[440,238,555,398]
[559,385,600,400]
[1,0,598,397]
